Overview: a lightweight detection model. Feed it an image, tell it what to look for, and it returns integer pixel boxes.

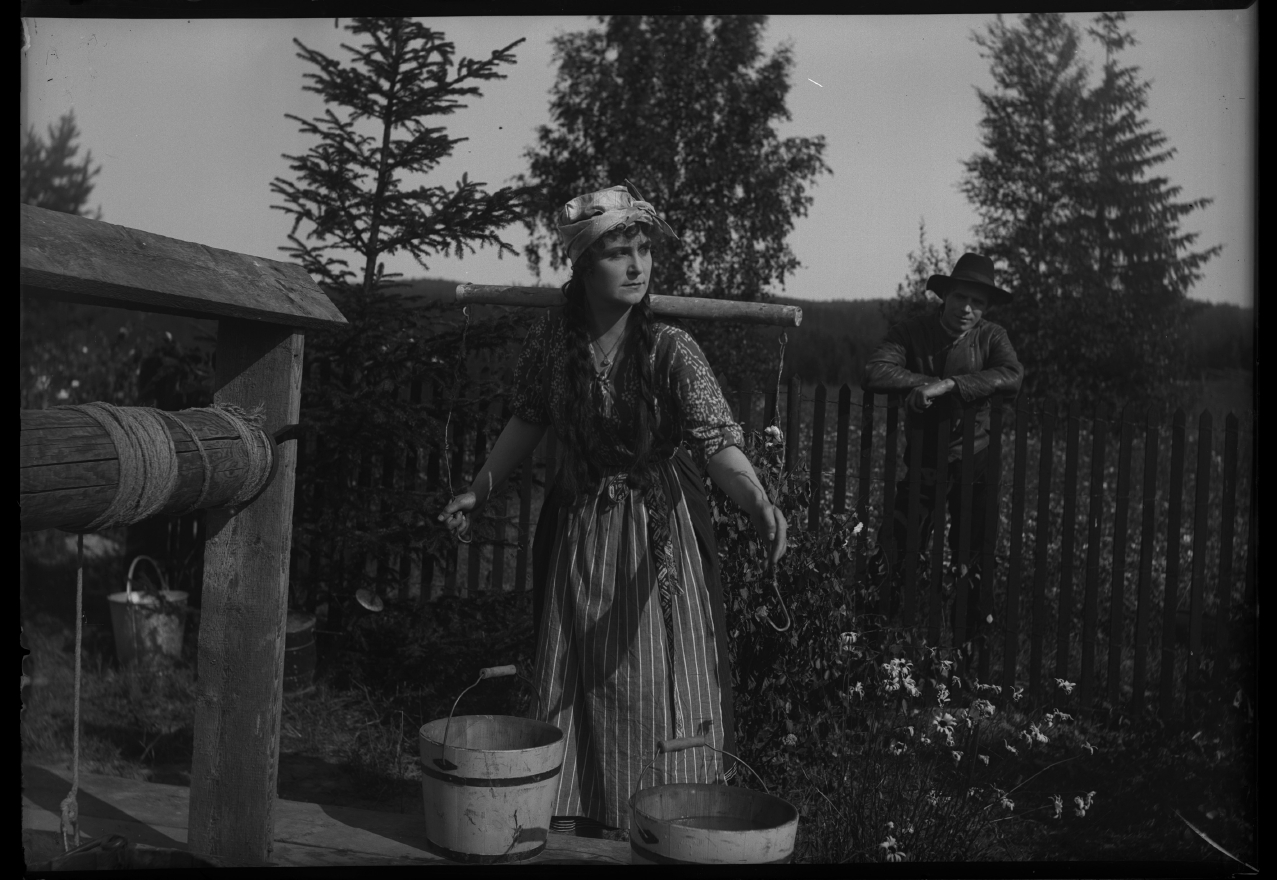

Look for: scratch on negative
[808,78,823,87]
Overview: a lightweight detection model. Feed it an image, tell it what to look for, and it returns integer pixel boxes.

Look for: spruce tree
[519,15,829,386]
[270,18,532,614]
[960,13,1220,406]
[21,111,102,218]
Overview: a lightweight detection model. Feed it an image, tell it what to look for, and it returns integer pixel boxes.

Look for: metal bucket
[107,556,187,665]
[629,736,798,864]
[418,666,564,864]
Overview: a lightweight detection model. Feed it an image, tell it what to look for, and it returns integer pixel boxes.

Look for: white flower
[951,750,963,765]
[56,388,70,400]
[70,379,80,388]
[783,733,797,747]
[1055,678,1076,695]
[1001,795,1015,811]
[850,681,864,699]
[889,740,907,756]
[840,631,859,650]
[853,521,865,535]
[1051,795,1063,819]
[926,790,939,807]
[1003,739,1018,756]
[1081,740,1096,755]
[764,425,783,445]
[972,698,995,718]
[978,753,989,765]
[936,684,951,706]
[1011,685,1024,702]
[81,345,89,354]
[951,675,962,689]
[1073,795,1087,818]
[1029,724,1048,744]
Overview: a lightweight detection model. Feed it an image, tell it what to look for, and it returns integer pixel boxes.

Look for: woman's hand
[751,501,788,566]
[437,492,478,540]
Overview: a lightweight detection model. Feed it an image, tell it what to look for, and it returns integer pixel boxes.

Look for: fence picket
[856,389,875,595]
[467,419,488,595]
[981,395,1005,685]
[786,375,801,476]
[880,396,900,618]
[1212,413,1239,684]
[444,415,466,596]
[1057,401,1082,681]
[401,378,423,601]
[765,387,778,434]
[515,444,534,594]
[737,378,755,435]
[1002,398,1028,693]
[927,418,948,648]
[424,382,442,600]
[833,384,851,516]
[1159,409,1187,719]
[901,417,926,627]
[954,403,977,666]
[1186,410,1213,705]
[1079,403,1108,710]
[1132,405,1161,713]
[1029,403,1055,697]
[490,402,511,593]
[1107,406,1135,705]
[809,384,827,533]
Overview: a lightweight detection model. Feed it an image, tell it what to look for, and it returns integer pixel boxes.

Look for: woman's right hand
[437,492,478,540]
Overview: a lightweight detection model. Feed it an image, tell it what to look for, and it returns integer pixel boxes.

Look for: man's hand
[906,378,956,412]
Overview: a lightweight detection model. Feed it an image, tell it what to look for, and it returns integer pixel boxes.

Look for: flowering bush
[710,429,1103,861]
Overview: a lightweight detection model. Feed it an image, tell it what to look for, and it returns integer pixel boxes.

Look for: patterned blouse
[510,310,743,474]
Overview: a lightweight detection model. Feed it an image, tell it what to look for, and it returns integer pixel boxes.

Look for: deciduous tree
[520,15,829,385]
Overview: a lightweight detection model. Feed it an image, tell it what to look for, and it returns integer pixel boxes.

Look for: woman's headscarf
[555,181,679,264]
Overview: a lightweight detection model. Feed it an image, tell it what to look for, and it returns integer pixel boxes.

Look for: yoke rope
[60,402,273,530]
[58,534,84,852]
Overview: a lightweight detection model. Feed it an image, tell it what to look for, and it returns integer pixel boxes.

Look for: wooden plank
[808,383,827,533]
[1056,400,1082,681]
[879,395,899,618]
[785,375,801,475]
[1030,402,1055,697]
[1159,409,1188,720]
[1078,403,1108,711]
[21,204,346,330]
[1186,409,1213,703]
[854,390,874,594]
[456,283,801,328]
[1212,413,1240,683]
[900,418,926,627]
[1002,398,1028,694]
[189,319,303,866]
[953,403,977,657]
[926,418,948,648]
[1131,405,1161,713]
[833,384,851,516]
[979,395,1005,685]
[1107,406,1136,705]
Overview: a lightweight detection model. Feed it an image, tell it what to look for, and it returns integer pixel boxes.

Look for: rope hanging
[57,402,274,532]
[58,534,85,852]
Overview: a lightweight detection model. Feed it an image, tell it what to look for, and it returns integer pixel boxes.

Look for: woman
[438,184,787,832]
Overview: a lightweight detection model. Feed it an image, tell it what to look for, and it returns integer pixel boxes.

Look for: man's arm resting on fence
[949,324,1025,402]
[862,325,935,394]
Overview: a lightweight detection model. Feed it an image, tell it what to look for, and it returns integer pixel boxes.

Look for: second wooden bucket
[629,736,798,864]
[418,666,564,864]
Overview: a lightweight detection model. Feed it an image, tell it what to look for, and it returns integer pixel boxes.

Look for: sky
[21,12,1256,308]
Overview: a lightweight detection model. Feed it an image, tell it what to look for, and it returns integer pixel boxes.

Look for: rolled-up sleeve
[509,313,553,425]
[665,328,744,470]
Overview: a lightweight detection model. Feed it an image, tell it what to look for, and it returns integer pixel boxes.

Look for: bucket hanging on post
[629,735,798,865]
[107,555,187,666]
[417,666,564,864]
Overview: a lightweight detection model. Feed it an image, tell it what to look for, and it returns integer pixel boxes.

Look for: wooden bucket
[418,666,563,864]
[107,556,187,665]
[629,736,798,865]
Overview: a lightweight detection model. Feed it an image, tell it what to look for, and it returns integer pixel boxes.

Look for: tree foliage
[961,13,1221,407]
[883,220,958,328]
[270,18,533,620]
[519,15,829,386]
[21,111,102,218]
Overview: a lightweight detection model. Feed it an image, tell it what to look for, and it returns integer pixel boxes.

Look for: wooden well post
[20,203,347,865]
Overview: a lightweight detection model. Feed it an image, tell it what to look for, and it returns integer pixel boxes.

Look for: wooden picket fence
[290,373,1255,719]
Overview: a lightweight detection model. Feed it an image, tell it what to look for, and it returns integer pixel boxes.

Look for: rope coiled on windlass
[58,402,274,531]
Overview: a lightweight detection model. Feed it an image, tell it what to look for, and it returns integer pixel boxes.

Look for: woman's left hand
[751,501,788,566]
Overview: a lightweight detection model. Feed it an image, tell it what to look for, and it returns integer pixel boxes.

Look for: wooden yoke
[455,283,803,327]
[21,204,346,866]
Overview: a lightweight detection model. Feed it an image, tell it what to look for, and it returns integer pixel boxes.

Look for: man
[863,253,1024,637]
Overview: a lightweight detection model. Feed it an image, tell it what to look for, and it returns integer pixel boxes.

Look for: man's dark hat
[927,253,1013,305]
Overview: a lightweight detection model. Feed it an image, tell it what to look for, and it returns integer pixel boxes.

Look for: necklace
[591,330,624,374]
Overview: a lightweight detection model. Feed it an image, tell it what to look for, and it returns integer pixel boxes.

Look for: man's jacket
[862,312,1024,465]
